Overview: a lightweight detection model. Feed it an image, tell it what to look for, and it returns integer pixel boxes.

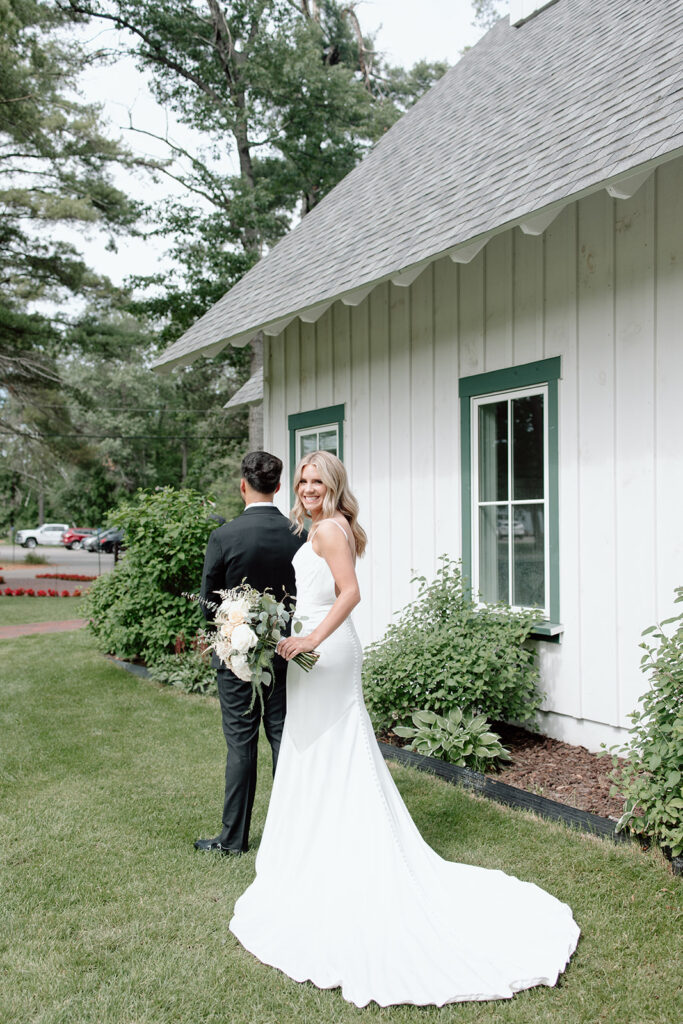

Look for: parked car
[15,523,69,548]
[84,527,125,554]
[60,527,95,550]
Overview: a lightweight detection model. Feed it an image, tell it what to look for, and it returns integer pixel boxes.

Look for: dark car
[84,527,125,553]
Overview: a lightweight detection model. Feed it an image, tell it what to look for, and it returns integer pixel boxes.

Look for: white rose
[219,621,234,640]
[229,653,252,681]
[218,596,252,625]
[231,623,258,654]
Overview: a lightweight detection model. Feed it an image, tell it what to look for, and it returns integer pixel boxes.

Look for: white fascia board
[299,301,333,323]
[605,168,653,200]
[263,316,295,336]
[519,205,565,235]
[340,283,375,306]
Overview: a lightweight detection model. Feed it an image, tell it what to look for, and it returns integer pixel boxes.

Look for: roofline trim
[152,145,683,372]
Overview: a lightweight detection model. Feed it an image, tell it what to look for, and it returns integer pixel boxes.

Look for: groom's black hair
[241,451,282,495]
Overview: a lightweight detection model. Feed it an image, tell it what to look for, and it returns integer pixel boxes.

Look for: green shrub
[362,556,543,732]
[394,708,511,772]
[604,587,683,858]
[24,552,48,565]
[84,487,215,663]
[148,650,217,697]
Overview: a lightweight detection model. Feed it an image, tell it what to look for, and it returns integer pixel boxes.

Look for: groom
[195,451,305,855]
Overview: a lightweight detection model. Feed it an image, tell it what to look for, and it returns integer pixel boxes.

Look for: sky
[74,1,493,286]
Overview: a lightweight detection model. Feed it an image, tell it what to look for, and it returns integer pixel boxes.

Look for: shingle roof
[155,0,683,369]
[223,367,263,409]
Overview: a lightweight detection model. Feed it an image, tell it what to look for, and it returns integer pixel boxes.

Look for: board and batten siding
[264,156,683,751]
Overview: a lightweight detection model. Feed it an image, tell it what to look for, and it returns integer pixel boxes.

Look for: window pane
[512,504,545,608]
[318,429,338,454]
[299,432,318,457]
[513,393,544,500]
[478,401,508,502]
[479,506,509,603]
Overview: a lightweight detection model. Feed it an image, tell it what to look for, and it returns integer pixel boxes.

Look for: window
[460,358,561,633]
[288,404,345,491]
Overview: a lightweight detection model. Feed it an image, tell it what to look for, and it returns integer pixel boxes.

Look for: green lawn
[0,596,86,626]
[0,632,680,1024]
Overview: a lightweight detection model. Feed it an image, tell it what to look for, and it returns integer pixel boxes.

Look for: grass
[0,596,85,626]
[0,632,681,1024]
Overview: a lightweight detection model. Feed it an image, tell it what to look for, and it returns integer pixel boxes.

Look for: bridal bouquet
[189,584,319,710]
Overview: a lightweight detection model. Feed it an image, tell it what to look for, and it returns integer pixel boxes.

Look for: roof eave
[152,145,683,372]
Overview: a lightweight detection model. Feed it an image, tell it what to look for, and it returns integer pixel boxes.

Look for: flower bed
[34,573,97,581]
[2,588,83,597]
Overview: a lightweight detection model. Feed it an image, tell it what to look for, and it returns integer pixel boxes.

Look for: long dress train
[229,539,580,1008]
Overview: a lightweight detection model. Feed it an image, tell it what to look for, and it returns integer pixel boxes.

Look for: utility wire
[34,433,244,440]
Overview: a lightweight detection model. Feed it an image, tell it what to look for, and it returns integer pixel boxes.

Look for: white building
[155,0,683,750]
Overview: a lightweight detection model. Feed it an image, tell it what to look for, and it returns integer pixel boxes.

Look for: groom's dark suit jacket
[200,505,305,667]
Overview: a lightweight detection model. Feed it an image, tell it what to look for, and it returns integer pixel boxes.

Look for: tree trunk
[180,441,188,483]
[38,489,45,524]
[248,332,264,450]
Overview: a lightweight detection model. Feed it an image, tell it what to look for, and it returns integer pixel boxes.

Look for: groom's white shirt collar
[245,501,275,508]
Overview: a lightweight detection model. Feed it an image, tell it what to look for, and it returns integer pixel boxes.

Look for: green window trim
[459,357,561,636]
[288,403,345,497]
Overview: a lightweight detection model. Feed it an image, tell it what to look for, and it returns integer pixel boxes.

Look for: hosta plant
[394,708,511,773]
[604,587,683,859]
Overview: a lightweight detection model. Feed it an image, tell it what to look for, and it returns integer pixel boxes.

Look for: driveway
[0,543,115,577]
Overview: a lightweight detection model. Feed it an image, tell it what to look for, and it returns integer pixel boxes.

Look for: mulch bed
[487,724,624,820]
[381,723,624,821]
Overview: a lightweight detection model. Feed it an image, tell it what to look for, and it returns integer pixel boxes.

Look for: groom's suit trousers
[216,655,287,852]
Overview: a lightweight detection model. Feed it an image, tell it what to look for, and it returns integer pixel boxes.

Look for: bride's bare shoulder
[312,517,355,555]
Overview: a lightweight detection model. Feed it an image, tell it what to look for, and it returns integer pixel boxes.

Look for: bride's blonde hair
[291,451,367,557]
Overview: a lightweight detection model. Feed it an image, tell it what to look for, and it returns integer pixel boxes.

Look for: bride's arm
[276,522,360,660]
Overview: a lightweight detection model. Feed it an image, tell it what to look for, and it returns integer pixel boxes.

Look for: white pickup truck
[15,523,69,548]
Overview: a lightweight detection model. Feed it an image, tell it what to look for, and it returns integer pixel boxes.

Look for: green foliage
[394,708,511,772]
[604,587,683,858]
[362,556,543,732]
[84,487,214,662]
[147,650,216,697]
[23,552,48,565]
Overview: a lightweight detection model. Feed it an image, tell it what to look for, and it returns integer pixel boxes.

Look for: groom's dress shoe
[194,836,242,856]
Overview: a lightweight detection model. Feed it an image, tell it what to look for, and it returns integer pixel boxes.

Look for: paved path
[0,619,88,639]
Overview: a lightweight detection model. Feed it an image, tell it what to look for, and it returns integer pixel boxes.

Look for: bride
[229,451,580,1008]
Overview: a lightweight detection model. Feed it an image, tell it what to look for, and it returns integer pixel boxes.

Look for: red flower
[60,590,70,597]
[73,589,82,596]
[3,587,12,596]
[14,588,24,596]
[26,588,35,596]
[37,590,47,597]
[48,589,58,597]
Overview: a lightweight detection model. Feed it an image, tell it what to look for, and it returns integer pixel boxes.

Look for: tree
[0,0,149,504]
[61,1,448,445]
[471,0,508,29]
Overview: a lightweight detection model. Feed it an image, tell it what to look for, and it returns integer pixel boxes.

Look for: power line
[36,433,244,440]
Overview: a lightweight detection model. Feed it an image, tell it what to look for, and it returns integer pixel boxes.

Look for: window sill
[529,621,564,643]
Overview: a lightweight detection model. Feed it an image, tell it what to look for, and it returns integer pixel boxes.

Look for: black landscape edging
[379,741,628,843]
[107,657,681,876]
[106,655,151,680]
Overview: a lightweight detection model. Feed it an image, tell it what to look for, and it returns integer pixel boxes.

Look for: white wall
[264,158,683,750]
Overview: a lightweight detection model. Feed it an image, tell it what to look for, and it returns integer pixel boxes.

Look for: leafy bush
[24,552,48,564]
[147,650,217,697]
[394,708,511,771]
[362,556,543,732]
[84,487,215,663]
[604,587,683,858]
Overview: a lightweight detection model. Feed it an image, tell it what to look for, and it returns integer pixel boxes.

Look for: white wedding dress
[230,531,580,1007]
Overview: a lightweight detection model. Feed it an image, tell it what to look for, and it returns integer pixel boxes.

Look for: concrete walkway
[0,619,88,639]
